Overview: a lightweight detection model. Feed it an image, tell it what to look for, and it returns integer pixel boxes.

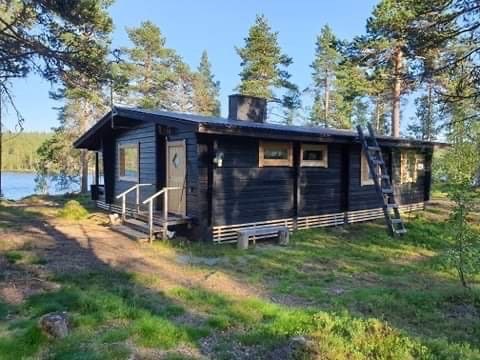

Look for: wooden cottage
[74,94,438,243]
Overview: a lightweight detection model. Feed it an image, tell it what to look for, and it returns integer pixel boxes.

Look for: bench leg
[237,233,249,250]
[278,230,289,246]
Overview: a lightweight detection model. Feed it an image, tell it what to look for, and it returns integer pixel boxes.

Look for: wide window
[301,144,328,167]
[118,143,139,181]
[259,141,293,167]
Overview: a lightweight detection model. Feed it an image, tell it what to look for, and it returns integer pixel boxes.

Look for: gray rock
[109,213,121,225]
[39,312,70,338]
[290,336,307,347]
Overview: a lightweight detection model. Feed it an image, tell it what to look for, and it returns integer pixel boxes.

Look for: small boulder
[291,335,308,347]
[39,312,70,338]
[290,335,317,356]
[109,213,121,225]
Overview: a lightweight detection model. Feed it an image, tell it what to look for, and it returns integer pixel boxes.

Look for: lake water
[1,172,85,200]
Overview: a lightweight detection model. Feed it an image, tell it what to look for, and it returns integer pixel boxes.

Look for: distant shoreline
[1,170,37,173]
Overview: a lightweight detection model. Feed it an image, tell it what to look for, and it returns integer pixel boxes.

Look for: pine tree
[310,25,342,127]
[367,67,391,135]
[37,75,107,193]
[0,1,112,90]
[193,51,221,116]
[363,0,456,137]
[236,14,299,117]
[335,58,369,129]
[408,94,442,140]
[118,21,191,110]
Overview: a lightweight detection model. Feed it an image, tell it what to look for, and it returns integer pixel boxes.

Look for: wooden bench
[237,226,289,250]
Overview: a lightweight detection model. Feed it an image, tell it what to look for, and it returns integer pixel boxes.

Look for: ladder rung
[372,159,384,165]
[368,146,381,152]
[394,229,407,235]
[391,219,403,224]
[382,188,393,194]
[381,175,390,180]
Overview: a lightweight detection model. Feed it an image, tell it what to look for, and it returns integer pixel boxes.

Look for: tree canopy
[0,0,113,110]
[236,14,300,119]
[193,50,221,116]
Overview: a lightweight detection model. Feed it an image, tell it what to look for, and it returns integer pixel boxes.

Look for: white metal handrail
[142,186,181,241]
[115,183,152,220]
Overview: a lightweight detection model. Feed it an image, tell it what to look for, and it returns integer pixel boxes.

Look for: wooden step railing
[115,183,152,221]
[142,187,181,242]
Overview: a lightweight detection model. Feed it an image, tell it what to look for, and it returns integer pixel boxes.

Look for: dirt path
[0,200,263,304]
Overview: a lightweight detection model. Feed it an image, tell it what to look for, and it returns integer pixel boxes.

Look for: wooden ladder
[356,123,407,236]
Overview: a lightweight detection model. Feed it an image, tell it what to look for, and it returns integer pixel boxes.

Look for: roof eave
[197,123,443,148]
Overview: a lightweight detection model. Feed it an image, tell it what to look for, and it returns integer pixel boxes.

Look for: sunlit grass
[1,193,480,358]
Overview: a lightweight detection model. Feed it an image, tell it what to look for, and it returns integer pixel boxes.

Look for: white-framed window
[361,150,375,186]
[258,141,293,167]
[118,143,139,182]
[301,144,328,167]
[400,150,424,184]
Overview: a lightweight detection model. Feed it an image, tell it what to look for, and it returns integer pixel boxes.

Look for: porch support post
[136,186,140,214]
[121,195,126,222]
[148,200,153,243]
[163,190,168,240]
[95,152,99,185]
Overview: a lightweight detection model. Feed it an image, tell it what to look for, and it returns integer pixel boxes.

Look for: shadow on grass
[1,197,480,359]
[0,199,211,359]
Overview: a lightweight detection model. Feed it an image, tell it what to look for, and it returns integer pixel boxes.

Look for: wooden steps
[124,218,163,235]
[96,201,190,241]
[111,224,149,242]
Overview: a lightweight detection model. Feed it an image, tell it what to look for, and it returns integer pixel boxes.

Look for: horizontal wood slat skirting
[95,200,189,226]
[212,202,425,244]
[212,218,296,244]
[96,200,424,244]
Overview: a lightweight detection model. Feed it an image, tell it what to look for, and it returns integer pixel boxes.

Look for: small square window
[301,144,328,167]
[259,141,293,167]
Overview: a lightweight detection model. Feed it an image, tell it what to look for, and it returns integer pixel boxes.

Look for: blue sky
[4,0,389,132]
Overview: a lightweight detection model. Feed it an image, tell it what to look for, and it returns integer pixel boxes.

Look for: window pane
[98,152,104,185]
[119,145,138,179]
[264,147,289,160]
[303,150,323,161]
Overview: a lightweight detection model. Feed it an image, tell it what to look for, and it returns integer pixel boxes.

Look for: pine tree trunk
[324,72,329,127]
[391,47,403,137]
[79,100,89,194]
[80,149,89,193]
[425,81,433,141]
[374,96,380,132]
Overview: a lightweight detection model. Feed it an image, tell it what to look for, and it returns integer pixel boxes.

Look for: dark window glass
[303,150,324,161]
[264,147,289,160]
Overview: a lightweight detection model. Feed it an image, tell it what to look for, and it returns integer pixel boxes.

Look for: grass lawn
[0,195,479,359]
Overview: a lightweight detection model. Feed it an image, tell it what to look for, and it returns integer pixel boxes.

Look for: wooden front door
[166,140,186,216]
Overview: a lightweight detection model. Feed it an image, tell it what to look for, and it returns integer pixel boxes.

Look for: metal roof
[74,106,446,149]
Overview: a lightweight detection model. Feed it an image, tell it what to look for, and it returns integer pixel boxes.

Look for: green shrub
[58,200,89,220]
[4,251,23,264]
